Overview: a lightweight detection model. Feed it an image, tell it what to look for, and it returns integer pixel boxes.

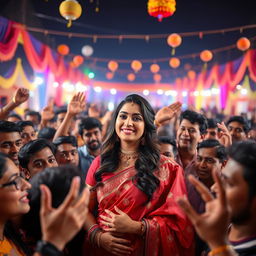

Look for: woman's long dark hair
[0,153,32,255]
[95,94,160,202]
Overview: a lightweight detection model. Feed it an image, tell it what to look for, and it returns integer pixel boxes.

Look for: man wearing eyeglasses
[0,121,23,166]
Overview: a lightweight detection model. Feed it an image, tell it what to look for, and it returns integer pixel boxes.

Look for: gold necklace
[120,149,138,167]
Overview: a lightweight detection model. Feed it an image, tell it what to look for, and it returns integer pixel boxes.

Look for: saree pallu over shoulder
[86,156,194,256]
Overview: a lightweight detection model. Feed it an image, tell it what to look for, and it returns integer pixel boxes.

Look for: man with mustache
[78,117,103,180]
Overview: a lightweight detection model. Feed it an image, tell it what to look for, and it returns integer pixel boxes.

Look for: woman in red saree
[85,94,194,256]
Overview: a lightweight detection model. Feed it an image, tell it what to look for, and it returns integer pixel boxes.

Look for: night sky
[1,0,255,83]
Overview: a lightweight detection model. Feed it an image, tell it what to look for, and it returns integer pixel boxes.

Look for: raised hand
[41,100,54,121]
[100,206,140,234]
[155,102,182,127]
[176,171,230,249]
[67,92,86,116]
[13,88,29,105]
[217,122,232,147]
[99,232,133,256]
[40,177,89,251]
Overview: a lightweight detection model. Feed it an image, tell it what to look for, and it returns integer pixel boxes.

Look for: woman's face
[115,102,145,145]
[0,158,31,220]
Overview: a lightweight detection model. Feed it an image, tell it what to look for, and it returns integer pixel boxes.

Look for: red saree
[86,155,194,256]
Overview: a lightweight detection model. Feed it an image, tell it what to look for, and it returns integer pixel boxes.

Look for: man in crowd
[178,140,256,255]
[226,115,250,142]
[0,120,23,166]
[17,120,37,144]
[78,117,103,178]
[25,110,41,129]
[175,109,208,173]
[204,118,219,140]
[18,138,58,178]
[53,135,79,168]
[157,135,177,160]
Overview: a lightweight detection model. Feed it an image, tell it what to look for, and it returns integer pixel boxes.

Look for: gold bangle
[12,97,16,104]
[154,119,160,127]
[208,245,232,256]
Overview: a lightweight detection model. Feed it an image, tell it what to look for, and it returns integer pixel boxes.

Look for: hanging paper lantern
[200,50,213,62]
[127,73,136,82]
[147,0,176,22]
[187,70,196,80]
[169,57,180,68]
[59,0,82,28]
[57,44,70,55]
[131,60,142,73]
[106,72,114,80]
[153,73,162,83]
[81,45,94,57]
[73,55,84,66]
[167,33,182,55]
[108,61,119,72]
[150,64,160,73]
[236,37,250,51]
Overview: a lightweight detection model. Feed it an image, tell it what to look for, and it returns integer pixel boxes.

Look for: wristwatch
[35,240,62,256]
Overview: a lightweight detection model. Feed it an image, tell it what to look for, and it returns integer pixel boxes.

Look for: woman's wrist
[131,220,146,235]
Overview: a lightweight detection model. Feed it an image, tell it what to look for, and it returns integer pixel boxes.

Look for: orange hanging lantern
[147,0,176,22]
[73,55,84,67]
[57,44,70,55]
[200,50,213,63]
[169,57,180,68]
[127,73,136,82]
[153,73,162,83]
[108,61,119,72]
[106,72,114,80]
[187,70,196,80]
[131,60,142,73]
[150,64,160,73]
[236,37,250,51]
[167,33,182,55]
[59,0,82,28]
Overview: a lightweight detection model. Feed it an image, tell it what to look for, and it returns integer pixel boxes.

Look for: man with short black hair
[53,136,79,168]
[18,138,58,178]
[204,118,219,140]
[25,110,41,129]
[0,120,23,166]
[226,115,250,142]
[17,120,37,144]
[157,136,177,160]
[78,117,103,178]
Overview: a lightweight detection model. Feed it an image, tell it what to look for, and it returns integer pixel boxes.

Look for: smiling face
[0,158,31,220]
[176,119,202,151]
[0,132,23,166]
[115,102,145,147]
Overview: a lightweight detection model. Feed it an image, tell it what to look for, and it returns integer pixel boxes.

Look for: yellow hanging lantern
[59,0,82,28]
[147,0,176,22]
